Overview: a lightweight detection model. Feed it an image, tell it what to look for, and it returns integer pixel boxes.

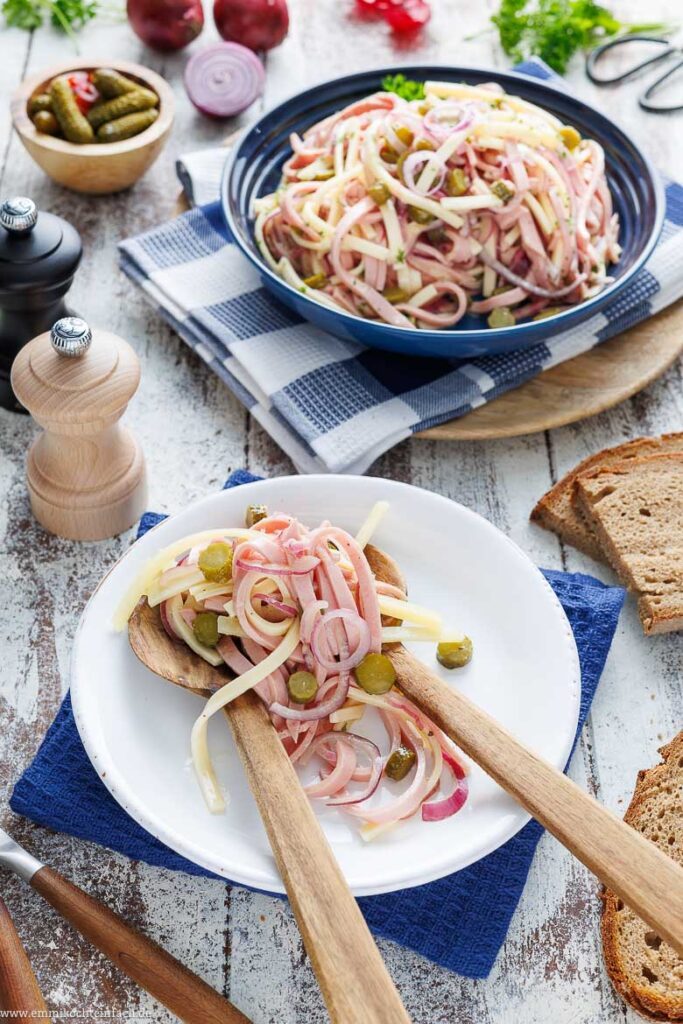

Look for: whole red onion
[127,0,204,51]
[213,0,289,52]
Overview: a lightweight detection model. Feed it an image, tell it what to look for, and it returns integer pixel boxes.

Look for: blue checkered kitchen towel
[119,59,683,474]
[11,470,626,979]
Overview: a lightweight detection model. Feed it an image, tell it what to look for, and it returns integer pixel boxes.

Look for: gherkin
[92,68,139,99]
[49,78,94,144]
[88,88,158,130]
[28,93,52,116]
[96,108,158,143]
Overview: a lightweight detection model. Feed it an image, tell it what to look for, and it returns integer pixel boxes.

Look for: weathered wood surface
[0,3,680,1021]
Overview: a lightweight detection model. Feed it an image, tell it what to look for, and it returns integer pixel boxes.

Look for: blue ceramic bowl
[222,65,664,359]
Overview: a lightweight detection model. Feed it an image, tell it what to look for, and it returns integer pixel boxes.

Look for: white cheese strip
[191,620,301,813]
[113,528,253,630]
[355,500,390,549]
[441,194,502,211]
[377,595,442,632]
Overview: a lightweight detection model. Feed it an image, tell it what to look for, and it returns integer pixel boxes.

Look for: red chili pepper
[384,0,431,32]
[67,73,100,114]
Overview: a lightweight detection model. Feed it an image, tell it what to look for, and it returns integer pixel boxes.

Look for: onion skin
[127,0,204,51]
[213,0,289,52]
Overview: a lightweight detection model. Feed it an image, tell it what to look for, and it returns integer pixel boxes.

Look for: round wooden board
[417,300,683,441]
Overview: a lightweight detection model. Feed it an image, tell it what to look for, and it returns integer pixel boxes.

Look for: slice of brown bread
[601,732,683,1021]
[575,452,683,634]
[530,434,683,562]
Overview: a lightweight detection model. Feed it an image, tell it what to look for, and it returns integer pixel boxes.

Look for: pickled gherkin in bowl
[27,67,160,146]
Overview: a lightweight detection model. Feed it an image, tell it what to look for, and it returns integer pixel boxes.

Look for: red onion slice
[252,592,298,617]
[184,42,265,118]
[421,754,469,822]
[235,555,320,576]
[306,733,384,807]
[401,150,445,196]
[160,599,179,641]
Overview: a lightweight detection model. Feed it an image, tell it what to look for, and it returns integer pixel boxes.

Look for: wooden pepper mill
[11,317,147,541]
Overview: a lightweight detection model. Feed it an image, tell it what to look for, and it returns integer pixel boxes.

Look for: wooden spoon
[0,896,51,1019]
[364,543,683,958]
[129,599,410,1024]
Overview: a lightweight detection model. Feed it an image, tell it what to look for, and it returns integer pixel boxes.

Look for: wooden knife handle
[389,645,683,958]
[29,867,249,1024]
[226,692,411,1024]
[0,896,51,1018]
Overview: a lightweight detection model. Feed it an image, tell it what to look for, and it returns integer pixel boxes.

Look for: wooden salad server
[0,825,249,1023]
[129,599,411,1024]
[364,544,683,959]
[0,895,51,1018]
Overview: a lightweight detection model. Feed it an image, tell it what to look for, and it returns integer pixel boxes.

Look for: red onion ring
[401,150,445,196]
[479,248,586,299]
[160,599,179,641]
[309,733,384,807]
[236,555,320,576]
[422,754,469,822]
[252,593,298,617]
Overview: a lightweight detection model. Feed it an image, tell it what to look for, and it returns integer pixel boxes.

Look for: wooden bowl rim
[11,58,175,158]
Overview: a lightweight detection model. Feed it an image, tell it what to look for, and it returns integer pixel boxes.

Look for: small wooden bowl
[10,59,175,195]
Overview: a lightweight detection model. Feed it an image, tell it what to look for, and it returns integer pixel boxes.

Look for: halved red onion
[401,150,445,196]
[310,608,371,672]
[235,555,320,576]
[307,733,384,807]
[252,592,298,617]
[184,41,265,118]
[270,672,350,721]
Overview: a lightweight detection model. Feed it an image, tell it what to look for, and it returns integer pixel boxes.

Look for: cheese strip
[355,500,389,549]
[377,595,442,632]
[112,528,254,631]
[191,619,301,813]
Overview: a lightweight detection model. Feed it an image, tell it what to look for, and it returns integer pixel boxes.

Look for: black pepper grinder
[0,196,82,412]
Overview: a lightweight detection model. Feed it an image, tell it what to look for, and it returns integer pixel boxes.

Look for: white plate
[71,475,580,897]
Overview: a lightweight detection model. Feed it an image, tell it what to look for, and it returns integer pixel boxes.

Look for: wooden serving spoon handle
[0,897,51,1018]
[29,867,250,1024]
[388,645,683,958]
[225,691,410,1024]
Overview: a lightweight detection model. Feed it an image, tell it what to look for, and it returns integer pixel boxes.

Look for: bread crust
[601,733,683,1021]
[575,452,683,635]
[530,434,683,561]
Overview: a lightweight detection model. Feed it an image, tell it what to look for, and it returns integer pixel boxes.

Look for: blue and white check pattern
[119,59,683,475]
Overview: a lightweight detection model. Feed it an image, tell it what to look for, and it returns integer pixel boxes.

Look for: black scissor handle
[639,55,683,112]
[586,35,674,85]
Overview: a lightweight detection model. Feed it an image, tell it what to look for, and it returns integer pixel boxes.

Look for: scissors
[586,35,683,112]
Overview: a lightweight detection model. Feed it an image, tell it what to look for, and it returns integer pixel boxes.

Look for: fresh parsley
[491,0,675,74]
[3,0,99,35]
[381,73,426,102]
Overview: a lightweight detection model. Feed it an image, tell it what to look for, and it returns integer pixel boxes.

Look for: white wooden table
[1,3,681,1021]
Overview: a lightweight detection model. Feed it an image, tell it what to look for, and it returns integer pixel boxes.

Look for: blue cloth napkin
[11,470,625,978]
[118,58,683,475]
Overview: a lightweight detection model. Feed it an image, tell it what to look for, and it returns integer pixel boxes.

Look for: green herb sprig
[490,0,676,74]
[381,73,426,102]
[2,0,99,35]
